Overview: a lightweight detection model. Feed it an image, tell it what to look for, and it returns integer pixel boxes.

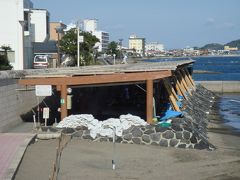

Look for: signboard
[60,99,65,104]
[79,35,84,43]
[43,107,50,119]
[35,85,52,96]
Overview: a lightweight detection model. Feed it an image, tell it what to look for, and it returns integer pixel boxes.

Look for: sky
[32,0,240,49]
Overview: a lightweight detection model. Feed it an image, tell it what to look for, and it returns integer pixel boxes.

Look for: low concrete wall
[197,81,240,93]
[0,78,38,132]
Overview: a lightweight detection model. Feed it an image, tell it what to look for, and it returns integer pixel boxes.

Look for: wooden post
[61,85,67,120]
[184,68,196,89]
[146,79,153,124]
[173,76,188,100]
[180,69,192,89]
[180,69,195,91]
[163,78,179,101]
[172,76,183,96]
[163,79,181,112]
[176,71,192,96]
[174,73,189,100]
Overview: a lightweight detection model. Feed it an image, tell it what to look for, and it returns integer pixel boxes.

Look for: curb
[3,133,36,180]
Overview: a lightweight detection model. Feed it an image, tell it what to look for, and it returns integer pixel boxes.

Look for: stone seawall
[198,81,240,93]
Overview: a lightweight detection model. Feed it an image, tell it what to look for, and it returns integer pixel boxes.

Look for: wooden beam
[60,85,68,121]
[163,78,179,101]
[176,71,192,96]
[173,76,188,100]
[180,69,192,89]
[172,76,183,96]
[174,73,189,100]
[163,79,181,112]
[180,69,195,91]
[18,71,172,86]
[184,68,196,89]
[146,79,153,124]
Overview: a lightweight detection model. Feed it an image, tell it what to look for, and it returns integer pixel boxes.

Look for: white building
[146,42,164,52]
[83,19,109,52]
[0,0,33,70]
[129,35,145,56]
[0,0,50,70]
[92,31,109,52]
[145,42,164,56]
[83,19,97,32]
[30,9,50,42]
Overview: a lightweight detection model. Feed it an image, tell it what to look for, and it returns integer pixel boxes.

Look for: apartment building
[145,42,164,56]
[49,22,67,41]
[83,19,109,53]
[146,42,164,52]
[0,0,50,70]
[129,35,145,57]
[30,9,50,43]
[0,0,33,69]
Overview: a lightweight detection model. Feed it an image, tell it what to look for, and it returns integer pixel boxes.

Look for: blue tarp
[159,109,183,121]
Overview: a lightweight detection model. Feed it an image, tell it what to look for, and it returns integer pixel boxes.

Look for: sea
[145,56,240,131]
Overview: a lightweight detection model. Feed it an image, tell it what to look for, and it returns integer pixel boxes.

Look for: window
[24,12,29,31]
[46,15,50,35]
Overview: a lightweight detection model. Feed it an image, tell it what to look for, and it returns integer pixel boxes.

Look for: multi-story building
[30,9,50,42]
[146,42,164,52]
[83,19,97,33]
[49,22,66,41]
[83,19,109,53]
[0,0,50,70]
[0,0,33,70]
[92,31,109,52]
[128,35,145,56]
[224,46,238,51]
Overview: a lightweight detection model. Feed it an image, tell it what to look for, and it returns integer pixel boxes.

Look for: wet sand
[15,122,240,180]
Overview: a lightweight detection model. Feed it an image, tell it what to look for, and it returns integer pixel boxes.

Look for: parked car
[33,55,50,69]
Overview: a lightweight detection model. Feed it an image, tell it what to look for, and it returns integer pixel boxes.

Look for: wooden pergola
[18,60,194,124]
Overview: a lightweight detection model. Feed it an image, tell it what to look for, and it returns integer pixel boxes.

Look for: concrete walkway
[0,123,36,180]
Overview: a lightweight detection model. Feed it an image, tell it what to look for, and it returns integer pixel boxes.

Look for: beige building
[129,35,145,56]
[50,22,66,41]
[224,46,238,51]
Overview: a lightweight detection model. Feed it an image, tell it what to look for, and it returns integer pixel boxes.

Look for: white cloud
[205,17,215,26]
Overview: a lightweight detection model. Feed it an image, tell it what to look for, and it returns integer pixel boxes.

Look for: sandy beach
[14,120,240,180]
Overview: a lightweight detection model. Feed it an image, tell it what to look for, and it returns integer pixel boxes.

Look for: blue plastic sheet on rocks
[159,109,183,121]
[178,95,184,101]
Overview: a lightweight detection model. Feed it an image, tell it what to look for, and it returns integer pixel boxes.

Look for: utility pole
[77,20,80,67]
[77,20,84,67]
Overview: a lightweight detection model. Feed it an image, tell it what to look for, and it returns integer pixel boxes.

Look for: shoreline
[207,93,240,151]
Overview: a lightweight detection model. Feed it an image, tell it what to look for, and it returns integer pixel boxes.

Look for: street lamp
[55,26,64,67]
[113,54,116,65]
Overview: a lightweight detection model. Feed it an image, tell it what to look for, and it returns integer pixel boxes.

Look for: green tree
[59,28,99,66]
[106,41,121,58]
[0,45,13,70]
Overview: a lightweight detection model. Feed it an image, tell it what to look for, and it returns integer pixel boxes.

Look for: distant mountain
[225,39,240,49]
[200,39,240,50]
[201,43,224,50]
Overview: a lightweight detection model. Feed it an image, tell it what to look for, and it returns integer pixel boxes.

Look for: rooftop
[22,59,194,78]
